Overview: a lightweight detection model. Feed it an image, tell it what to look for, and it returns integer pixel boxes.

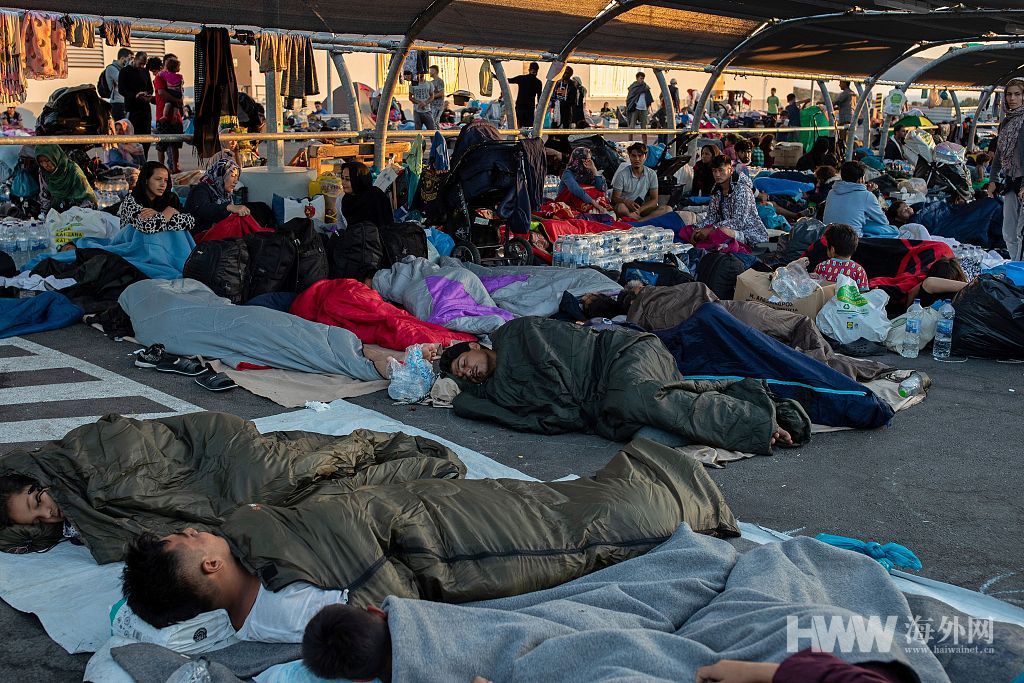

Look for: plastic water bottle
[932,300,955,361]
[901,299,923,359]
[0,224,15,265]
[552,238,564,268]
[898,372,923,398]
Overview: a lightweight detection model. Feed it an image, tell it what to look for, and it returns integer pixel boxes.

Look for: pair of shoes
[134,345,207,376]
[194,367,237,392]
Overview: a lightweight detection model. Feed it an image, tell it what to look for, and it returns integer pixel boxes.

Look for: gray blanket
[385,524,951,682]
[119,279,380,379]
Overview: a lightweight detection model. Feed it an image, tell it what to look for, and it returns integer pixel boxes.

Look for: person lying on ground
[118,161,196,233]
[0,412,462,562]
[611,142,672,220]
[35,144,98,214]
[439,317,809,455]
[299,523,938,683]
[683,156,768,250]
[812,222,870,291]
[121,440,739,639]
[886,199,915,227]
[556,147,609,214]
[822,161,889,233]
[184,156,254,231]
[904,257,969,308]
[577,281,891,382]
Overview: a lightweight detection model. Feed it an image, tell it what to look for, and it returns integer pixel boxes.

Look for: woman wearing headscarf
[35,144,98,214]
[691,144,722,197]
[184,156,250,231]
[118,161,195,233]
[556,147,608,213]
[991,77,1024,260]
[339,161,394,229]
[107,119,146,168]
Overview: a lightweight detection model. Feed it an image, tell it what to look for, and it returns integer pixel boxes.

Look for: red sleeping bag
[194,214,273,244]
[290,279,477,350]
[533,218,633,264]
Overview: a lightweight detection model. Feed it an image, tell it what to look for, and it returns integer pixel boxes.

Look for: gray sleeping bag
[119,279,380,379]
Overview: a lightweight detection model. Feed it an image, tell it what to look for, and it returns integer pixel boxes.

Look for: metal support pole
[689,68,722,132]
[949,90,963,144]
[845,80,873,160]
[817,80,835,126]
[373,49,410,169]
[491,59,517,131]
[532,61,564,139]
[654,69,676,138]
[264,70,284,169]
[325,50,333,115]
[967,87,994,152]
[330,51,363,132]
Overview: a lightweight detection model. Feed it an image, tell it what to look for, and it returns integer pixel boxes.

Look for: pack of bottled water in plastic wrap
[552,226,676,271]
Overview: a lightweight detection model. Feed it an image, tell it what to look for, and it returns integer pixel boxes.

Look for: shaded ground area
[0,324,1021,681]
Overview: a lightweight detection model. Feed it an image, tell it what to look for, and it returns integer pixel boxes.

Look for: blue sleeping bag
[753,177,814,199]
[655,303,894,429]
[914,197,1004,248]
[0,291,83,338]
[25,226,195,280]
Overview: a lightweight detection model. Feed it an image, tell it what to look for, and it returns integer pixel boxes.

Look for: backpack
[380,222,429,267]
[182,239,250,304]
[97,65,114,99]
[244,232,296,299]
[620,260,694,287]
[278,217,328,291]
[696,251,745,300]
[327,221,383,279]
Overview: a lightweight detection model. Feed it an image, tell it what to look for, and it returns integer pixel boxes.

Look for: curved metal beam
[330,52,363,133]
[967,87,995,152]
[817,80,836,126]
[373,0,458,167]
[949,90,963,144]
[654,69,676,141]
[899,42,1024,94]
[491,60,517,131]
[845,80,874,161]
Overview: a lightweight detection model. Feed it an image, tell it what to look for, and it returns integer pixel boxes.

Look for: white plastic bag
[44,206,120,247]
[388,345,437,404]
[815,274,890,344]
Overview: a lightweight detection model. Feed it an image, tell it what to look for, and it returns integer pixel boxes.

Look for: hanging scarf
[566,147,597,186]
[193,27,238,160]
[199,156,239,204]
[997,79,1024,181]
[35,144,96,205]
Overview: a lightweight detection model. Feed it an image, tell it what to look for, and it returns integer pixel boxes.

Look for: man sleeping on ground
[576,281,892,383]
[120,440,738,643]
[0,412,463,563]
[440,316,811,455]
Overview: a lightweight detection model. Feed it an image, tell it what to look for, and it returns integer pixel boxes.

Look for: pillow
[272,194,326,225]
[110,598,238,655]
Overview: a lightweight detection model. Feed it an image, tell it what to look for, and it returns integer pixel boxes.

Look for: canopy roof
[909,44,1024,87]
[16,0,1024,83]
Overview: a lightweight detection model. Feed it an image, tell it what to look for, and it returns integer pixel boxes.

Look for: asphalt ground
[1,319,1022,681]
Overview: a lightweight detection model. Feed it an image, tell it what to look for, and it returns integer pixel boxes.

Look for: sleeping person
[120,441,738,641]
[0,412,463,562]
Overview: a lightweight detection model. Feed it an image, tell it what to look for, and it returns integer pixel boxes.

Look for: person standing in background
[407,71,437,131]
[102,48,132,121]
[428,65,445,130]
[765,87,780,126]
[992,77,1024,260]
[834,80,855,128]
[119,51,154,159]
[625,72,653,144]
[669,78,680,116]
[509,62,542,128]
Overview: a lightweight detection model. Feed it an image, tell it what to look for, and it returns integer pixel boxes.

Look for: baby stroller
[920,141,972,202]
[428,120,545,265]
[36,85,112,142]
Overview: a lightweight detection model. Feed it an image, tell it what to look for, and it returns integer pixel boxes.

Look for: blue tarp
[655,303,895,429]
[753,177,814,199]
[984,261,1024,286]
[26,226,195,280]
[914,197,1004,248]
[0,291,83,338]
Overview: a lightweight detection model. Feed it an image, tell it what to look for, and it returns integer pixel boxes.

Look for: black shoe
[134,344,170,368]
[154,356,207,376]
[195,371,237,392]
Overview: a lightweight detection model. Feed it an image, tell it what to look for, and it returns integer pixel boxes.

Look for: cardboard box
[733,268,836,320]
[773,141,803,168]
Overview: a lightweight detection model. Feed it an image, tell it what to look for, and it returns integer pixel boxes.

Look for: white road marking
[0,337,204,444]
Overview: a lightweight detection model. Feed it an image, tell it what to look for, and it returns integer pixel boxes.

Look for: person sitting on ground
[884,124,909,161]
[2,104,23,130]
[905,257,969,308]
[340,160,394,229]
[691,144,722,197]
[611,142,671,220]
[0,411,462,560]
[757,133,775,168]
[118,161,195,233]
[721,133,738,162]
[733,139,754,175]
[184,156,252,231]
[440,317,808,455]
[886,199,915,227]
[107,119,146,168]
[556,147,608,213]
[812,223,870,291]
[35,144,98,214]
[968,151,992,186]
[808,164,840,207]
[796,136,840,172]
[438,101,456,126]
[683,156,768,251]
[822,161,889,233]
[120,441,739,638]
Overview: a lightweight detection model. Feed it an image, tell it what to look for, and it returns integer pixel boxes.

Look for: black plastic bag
[951,274,1024,359]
